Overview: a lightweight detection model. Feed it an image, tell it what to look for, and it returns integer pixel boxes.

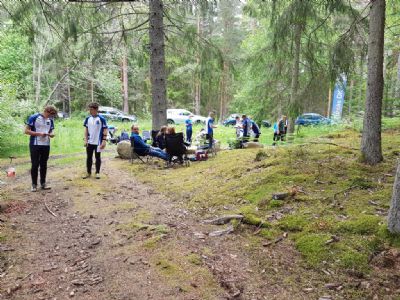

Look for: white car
[166,109,207,125]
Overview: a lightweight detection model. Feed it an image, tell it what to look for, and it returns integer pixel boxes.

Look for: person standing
[205,111,217,148]
[251,119,261,142]
[241,114,251,142]
[185,115,193,143]
[234,115,242,138]
[83,102,108,179]
[25,105,58,192]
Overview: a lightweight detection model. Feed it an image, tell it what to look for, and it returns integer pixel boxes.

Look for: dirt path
[0,156,316,300]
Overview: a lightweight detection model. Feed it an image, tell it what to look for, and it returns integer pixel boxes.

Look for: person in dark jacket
[155,126,167,150]
[185,115,193,143]
[130,125,169,161]
[251,120,261,142]
[241,114,251,142]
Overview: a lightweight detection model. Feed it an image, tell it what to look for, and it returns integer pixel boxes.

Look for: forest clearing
[1,0,400,299]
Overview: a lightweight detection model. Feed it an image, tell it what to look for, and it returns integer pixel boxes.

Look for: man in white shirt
[83,102,108,179]
[25,105,57,192]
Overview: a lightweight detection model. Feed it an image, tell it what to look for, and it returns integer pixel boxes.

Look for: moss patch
[336,215,381,235]
[295,233,332,266]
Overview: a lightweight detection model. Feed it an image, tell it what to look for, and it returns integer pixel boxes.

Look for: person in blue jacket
[205,111,217,148]
[130,125,169,161]
[185,115,193,143]
[241,114,251,142]
[251,120,261,142]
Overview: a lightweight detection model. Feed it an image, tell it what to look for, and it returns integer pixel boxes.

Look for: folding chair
[142,130,152,143]
[130,139,147,164]
[151,130,159,147]
[165,133,190,167]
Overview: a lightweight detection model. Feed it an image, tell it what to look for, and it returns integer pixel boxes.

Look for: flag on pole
[331,74,347,120]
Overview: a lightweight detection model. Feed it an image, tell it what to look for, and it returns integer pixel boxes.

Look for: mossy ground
[116,122,400,278]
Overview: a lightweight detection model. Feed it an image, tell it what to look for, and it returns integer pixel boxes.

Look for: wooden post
[327,86,332,118]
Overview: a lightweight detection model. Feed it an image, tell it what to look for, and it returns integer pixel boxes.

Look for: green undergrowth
[117,125,400,274]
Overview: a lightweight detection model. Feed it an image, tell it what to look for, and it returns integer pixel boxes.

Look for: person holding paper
[83,102,108,179]
[25,105,58,192]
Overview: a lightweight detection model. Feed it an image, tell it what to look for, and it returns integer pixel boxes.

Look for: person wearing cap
[25,105,58,192]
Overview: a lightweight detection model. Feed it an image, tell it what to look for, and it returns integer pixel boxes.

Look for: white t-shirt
[27,113,54,146]
[83,115,108,145]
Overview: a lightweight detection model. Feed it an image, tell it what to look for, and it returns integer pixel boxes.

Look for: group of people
[233,114,261,142]
[25,102,288,191]
[273,115,288,144]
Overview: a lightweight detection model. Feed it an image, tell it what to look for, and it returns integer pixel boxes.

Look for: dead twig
[307,141,358,151]
[332,185,360,202]
[203,215,243,225]
[44,195,57,218]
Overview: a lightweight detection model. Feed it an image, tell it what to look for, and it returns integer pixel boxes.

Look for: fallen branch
[272,192,290,200]
[203,215,243,225]
[333,185,360,201]
[307,141,358,151]
[44,195,57,218]
[209,225,234,237]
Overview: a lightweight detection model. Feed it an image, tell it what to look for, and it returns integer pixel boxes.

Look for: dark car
[261,120,271,128]
[295,113,332,126]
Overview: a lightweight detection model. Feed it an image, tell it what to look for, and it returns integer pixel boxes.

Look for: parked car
[295,113,332,126]
[222,114,241,126]
[261,120,271,128]
[98,106,137,122]
[166,109,206,125]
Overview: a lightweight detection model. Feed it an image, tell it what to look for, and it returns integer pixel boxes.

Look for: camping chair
[165,133,190,167]
[151,130,159,147]
[130,138,147,164]
[142,130,152,143]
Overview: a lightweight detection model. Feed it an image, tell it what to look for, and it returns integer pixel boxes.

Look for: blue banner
[331,74,347,120]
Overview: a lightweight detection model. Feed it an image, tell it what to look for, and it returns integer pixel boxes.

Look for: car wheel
[122,118,129,122]
[167,119,175,125]
[195,120,202,125]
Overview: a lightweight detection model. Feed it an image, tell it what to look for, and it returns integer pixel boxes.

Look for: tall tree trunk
[388,161,400,233]
[396,52,400,99]
[149,0,167,130]
[358,53,365,112]
[194,9,202,115]
[219,61,229,121]
[122,50,129,114]
[360,0,385,165]
[288,23,302,133]
[349,79,354,116]
[91,80,94,102]
[67,67,71,117]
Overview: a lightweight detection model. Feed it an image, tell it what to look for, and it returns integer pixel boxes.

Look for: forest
[1,0,400,299]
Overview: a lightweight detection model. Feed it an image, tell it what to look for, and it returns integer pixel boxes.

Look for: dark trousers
[86,144,101,174]
[253,134,260,142]
[273,133,285,141]
[206,133,213,148]
[30,145,50,186]
[186,129,192,143]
